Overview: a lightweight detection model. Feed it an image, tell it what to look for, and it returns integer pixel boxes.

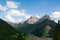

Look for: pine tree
[53,21,60,40]
[57,21,60,40]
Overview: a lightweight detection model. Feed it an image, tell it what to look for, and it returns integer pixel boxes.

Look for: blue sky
[0,0,60,23]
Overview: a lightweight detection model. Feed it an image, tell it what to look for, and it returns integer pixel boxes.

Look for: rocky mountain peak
[39,15,50,22]
[24,15,51,24]
[25,16,39,24]
[41,15,50,20]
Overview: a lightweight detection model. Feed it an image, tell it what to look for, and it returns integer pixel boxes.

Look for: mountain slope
[0,19,29,40]
[7,15,57,38]
[18,15,57,37]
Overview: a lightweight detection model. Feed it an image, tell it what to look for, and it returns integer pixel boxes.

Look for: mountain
[0,19,29,40]
[6,15,57,38]
[40,15,50,20]
[24,16,39,24]
[18,15,57,37]
[37,15,50,23]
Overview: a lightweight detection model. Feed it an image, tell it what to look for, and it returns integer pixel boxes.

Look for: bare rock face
[19,21,24,24]
[26,16,39,24]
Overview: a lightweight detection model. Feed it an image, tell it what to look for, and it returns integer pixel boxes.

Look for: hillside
[17,15,57,37]
[0,19,29,40]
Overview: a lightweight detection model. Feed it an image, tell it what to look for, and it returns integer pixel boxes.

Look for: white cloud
[6,1,19,8]
[6,9,31,19]
[6,9,31,22]
[5,14,24,23]
[0,4,7,11]
[5,15,16,23]
[16,19,23,23]
[50,11,60,23]
[35,15,40,18]
[6,9,25,16]
[0,1,31,23]
[25,14,31,19]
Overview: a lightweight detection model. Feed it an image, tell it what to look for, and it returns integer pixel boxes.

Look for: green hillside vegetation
[0,19,29,40]
[42,25,51,38]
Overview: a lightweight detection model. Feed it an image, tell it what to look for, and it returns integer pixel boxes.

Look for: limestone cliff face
[25,16,39,24]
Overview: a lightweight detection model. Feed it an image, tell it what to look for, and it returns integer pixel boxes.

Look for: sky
[0,0,60,23]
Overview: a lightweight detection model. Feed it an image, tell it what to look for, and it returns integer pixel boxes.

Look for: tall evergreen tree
[53,21,60,40]
[57,21,60,40]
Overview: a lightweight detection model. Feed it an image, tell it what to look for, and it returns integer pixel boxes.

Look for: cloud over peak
[50,11,60,23]
[51,12,60,19]
[5,15,16,23]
